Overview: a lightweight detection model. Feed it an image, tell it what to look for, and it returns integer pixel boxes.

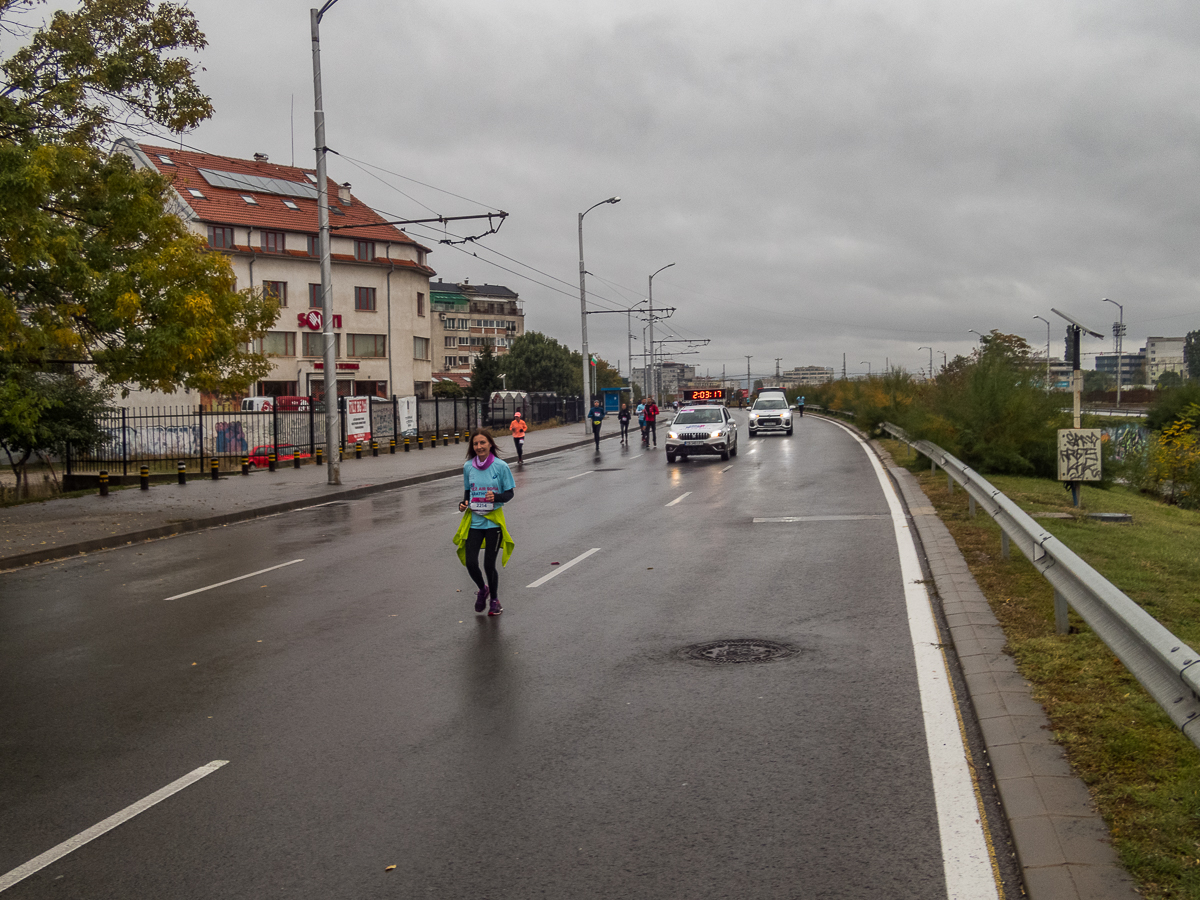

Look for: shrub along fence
[63,395,584,485]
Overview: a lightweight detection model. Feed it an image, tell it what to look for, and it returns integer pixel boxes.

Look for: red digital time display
[684,389,726,402]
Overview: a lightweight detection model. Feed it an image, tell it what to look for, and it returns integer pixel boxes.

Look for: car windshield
[674,409,724,424]
[755,399,788,409]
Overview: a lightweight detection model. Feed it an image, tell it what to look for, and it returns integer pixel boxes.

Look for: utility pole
[745,355,752,397]
[775,358,782,379]
[842,353,846,380]
[919,347,933,382]
[578,196,620,422]
[311,1,342,485]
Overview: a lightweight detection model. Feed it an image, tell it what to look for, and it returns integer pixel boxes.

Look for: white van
[240,397,274,412]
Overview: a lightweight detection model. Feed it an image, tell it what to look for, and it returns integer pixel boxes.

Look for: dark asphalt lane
[1,414,983,898]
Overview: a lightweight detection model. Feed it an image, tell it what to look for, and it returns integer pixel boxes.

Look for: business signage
[297,311,343,330]
[345,396,371,444]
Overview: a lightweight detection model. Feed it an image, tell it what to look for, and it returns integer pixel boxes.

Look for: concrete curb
[1,432,621,572]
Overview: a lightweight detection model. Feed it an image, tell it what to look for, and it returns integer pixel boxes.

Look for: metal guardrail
[882,422,1200,748]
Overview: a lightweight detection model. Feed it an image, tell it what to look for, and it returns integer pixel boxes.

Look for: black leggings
[645,420,656,444]
[465,527,501,599]
[620,420,630,441]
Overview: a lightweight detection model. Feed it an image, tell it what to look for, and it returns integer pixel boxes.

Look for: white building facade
[118,140,436,407]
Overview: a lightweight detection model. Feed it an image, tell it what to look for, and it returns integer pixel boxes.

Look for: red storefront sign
[297,311,342,330]
[313,362,360,370]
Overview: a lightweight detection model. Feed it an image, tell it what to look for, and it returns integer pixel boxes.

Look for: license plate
[684,439,707,445]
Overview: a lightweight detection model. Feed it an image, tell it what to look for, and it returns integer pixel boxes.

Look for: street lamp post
[939,351,947,372]
[648,263,675,403]
[861,361,871,377]
[312,0,343,485]
[919,346,933,381]
[1103,298,1124,407]
[578,196,620,418]
[1033,315,1051,391]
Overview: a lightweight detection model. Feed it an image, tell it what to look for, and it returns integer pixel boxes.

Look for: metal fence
[65,395,584,476]
[881,422,1200,749]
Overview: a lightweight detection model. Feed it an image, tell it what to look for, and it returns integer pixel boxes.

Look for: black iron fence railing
[65,395,584,476]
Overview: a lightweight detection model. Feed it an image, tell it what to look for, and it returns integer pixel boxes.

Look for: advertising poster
[398,395,418,436]
[345,396,371,444]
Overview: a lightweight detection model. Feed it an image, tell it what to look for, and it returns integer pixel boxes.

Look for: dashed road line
[753,515,888,522]
[163,559,304,601]
[567,472,593,480]
[527,548,601,588]
[0,761,229,892]
[665,492,692,507]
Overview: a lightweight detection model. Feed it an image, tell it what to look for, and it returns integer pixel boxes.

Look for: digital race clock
[683,389,726,402]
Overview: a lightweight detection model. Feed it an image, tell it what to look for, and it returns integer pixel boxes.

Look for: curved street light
[579,196,620,415]
[860,361,871,377]
[647,263,675,402]
[1033,315,1051,391]
[1102,298,1125,407]
[918,346,933,380]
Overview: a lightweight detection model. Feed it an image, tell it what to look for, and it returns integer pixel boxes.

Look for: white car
[748,397,792,436]
[665,405,739,463]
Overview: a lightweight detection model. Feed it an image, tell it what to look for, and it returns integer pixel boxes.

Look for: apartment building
[1145,336,1186,382]
[431,281,524,375]
[118,139,437,404]
[780,366,835,386]
[1094,348,1147,387]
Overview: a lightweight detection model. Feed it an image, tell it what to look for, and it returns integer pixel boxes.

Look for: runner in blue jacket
[456,428,515,616]
[587,399,605,451]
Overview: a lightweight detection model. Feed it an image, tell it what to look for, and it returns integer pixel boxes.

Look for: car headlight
[750,412,758,419]
[667,431,677,440]
[713,430,724,438]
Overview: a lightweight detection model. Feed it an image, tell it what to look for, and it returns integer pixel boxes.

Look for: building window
[302,332,339,357]
[347,333,386,358]
[458,356,470,366]
[309,284,322,308]
[157,154,175,166]
[261,230,285,253]
[250,331,296,357]
[354,240,374,262]
[417,292,425,316]
[307,235,318,256]
[263,281,287,307]
[241,195,258,205]
[187,188,205,199]
[458,337,469,346]
[413,336,430,360]
[283,199,299,210]
[445,356,458,368]
[445,336,457,348]
[208,226,235,250]
[354,287,376,311]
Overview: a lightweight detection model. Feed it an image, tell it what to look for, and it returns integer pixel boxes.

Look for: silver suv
[665,405,739,463]
[748,397,792,436]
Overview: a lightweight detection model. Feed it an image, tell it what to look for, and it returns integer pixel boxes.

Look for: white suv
[665,405,739,463]
[748,397,792,436]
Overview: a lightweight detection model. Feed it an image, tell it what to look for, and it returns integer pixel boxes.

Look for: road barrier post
[315,447,324,466]
[372,439,378,457]
[404,437,410,452]
[389,437,395,454]
[211,459,220,480]
[268,451,276,473]
[355,441,362,460]
[99,470,109,497]
[140,465,149,490]
[241,455,249,475]
[177,462,187,485]
[293,452,301,469]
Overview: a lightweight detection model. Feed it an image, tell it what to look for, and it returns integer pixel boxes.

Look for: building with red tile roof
[117,139,438,403]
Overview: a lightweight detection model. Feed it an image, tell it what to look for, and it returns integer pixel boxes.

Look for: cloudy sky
[29,0,1200,381]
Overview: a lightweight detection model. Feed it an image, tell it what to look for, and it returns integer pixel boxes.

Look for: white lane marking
[720,465,733,472]
[527,547,601,588]
[753,515,888,522]
[0,761,229,892]
[568,471,593,480]
[828,419,1000,899]
[163,559,304,601]
[665,492,692,507]
[297,500,343,509]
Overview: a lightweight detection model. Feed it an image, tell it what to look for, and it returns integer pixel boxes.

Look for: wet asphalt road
[2,413,969,898]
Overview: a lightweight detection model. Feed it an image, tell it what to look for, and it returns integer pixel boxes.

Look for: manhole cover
[680,639,797,665]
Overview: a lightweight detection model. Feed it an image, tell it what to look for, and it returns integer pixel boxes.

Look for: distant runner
[618,402,632,445]
[587,399,605,451]
[643,398,660,447]
[509,411,527,464]
[636,400,647,443]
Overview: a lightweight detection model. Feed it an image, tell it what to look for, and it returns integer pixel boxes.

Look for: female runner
[454,428,515,616]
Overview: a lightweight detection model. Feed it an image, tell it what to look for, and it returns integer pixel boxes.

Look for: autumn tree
[0,0,275,411]
[502,331,576,394]
[470,343,503,399]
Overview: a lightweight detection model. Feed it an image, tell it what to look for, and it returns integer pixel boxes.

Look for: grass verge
[880,439,1200,899]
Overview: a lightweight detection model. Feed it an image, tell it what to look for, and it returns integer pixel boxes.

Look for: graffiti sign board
[345,396,371,444]
[1057,428,1102,481]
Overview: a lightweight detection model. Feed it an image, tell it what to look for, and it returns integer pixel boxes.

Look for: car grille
[756,418,782,426]
[681,432,711,440]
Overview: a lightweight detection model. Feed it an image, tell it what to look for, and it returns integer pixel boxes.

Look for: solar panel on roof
[198,168,318,201]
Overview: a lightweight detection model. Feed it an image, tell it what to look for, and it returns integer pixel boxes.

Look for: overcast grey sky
[50,1,1200,379]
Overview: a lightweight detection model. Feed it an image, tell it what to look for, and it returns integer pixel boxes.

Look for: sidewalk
[0,422,614,571]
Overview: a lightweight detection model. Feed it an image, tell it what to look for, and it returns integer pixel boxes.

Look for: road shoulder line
[873,440,1140,900]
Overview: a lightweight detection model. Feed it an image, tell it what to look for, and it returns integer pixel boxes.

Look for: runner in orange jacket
[509,411,528,465]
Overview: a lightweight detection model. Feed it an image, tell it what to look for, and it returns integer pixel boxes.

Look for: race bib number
[469,488,494,512]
